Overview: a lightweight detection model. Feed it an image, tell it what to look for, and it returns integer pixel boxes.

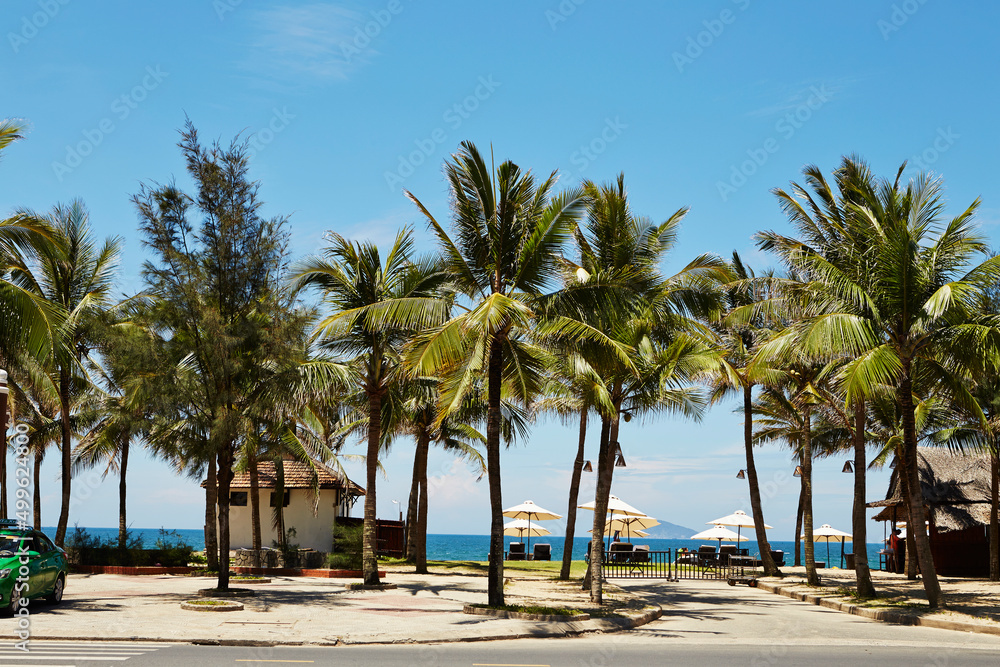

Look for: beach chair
[506,542,527,561]
[608,541,634,563]
[629,545,650,573]
[697,545,718,567]
[719,544,737,567]
[532,543,551,561]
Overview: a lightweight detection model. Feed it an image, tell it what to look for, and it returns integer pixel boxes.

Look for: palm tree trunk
[118,439,129,551]
[362,389,383,586]
[744,385,778,576]
[898,365,942,607]
[794,476,803,566]
[274,458,287,550]
[415,453,429,574]
[585,416,613,602]
[898,464,917,578]
[485,340,505,606]
[205,457,219,571]
[54,367,72,547]
[249,454,262,567]
[217,447,234,591]
[802,402,818,585]
[851,398,876,598]
[560,408,587,580]
[33,448,42,531]
[410,431,430,573]
[404,436,422,562]
[990,444,999,582]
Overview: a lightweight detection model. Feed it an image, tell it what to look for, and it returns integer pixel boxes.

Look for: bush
[329,522,362,570]
[65,525,195,567]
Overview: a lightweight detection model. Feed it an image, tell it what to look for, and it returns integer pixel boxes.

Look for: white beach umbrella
[504,519,552,540]
[588,528,652,538]
[707,510,773,543]
[579,495,651,549]
[603,515,660,542]
[578,495,647,517]
[801,524,852,567]
[502,500,562,551]
[690,525,748,550]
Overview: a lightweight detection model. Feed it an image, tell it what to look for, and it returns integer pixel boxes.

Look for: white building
[210,458,364,553]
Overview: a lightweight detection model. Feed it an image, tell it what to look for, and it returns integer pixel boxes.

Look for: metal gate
[600,548,758,580]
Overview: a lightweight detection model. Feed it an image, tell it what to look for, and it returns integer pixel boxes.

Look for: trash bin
[845,553,855,569]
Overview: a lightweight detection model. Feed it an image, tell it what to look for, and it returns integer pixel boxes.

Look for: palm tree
[751,386,850,567]
[290,228,448,585]
[759,158,1000,607]
[1,120,59,365]
[399,378,486,573]
[403,142,610,606]
[7,200,122,546]
[534,353,606,581]
[705,252,783,576]
[558,175,722,603]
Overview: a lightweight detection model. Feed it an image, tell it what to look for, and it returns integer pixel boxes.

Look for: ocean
[42,527,884,570]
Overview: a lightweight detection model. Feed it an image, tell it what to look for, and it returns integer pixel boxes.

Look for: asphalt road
[0,639,997,666]
[3,579,999,665]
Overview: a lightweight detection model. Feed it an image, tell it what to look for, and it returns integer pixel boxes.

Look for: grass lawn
[382,558,589,579]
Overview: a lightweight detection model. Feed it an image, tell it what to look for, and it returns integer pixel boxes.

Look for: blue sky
[3,1,997,542]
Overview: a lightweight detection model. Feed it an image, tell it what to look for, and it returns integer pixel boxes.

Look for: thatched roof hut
[868,446,994,577]
[868,447,991,532]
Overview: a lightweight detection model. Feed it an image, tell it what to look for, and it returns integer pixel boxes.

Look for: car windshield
[0,536,22,553]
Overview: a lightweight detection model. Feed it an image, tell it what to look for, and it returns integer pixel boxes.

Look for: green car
[0,521,67,614]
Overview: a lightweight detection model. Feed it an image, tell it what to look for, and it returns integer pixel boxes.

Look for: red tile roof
[203,459,364,496]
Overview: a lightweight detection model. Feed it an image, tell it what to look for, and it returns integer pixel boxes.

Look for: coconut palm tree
[556,175,723,603]
[6,200,122,546]
[759,158,1000,607]
[397,377,489,573]
[534,352,608,581]
[290,228,448,585]
[403,142,618,606]
[704,252,784,576]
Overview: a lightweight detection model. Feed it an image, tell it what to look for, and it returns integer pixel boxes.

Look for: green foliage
[271,526,299,566]
[329,522,362,569]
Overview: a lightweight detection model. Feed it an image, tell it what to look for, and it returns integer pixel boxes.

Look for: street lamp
[736,469,746,479]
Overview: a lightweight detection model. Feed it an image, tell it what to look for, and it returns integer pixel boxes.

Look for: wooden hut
[868,446,994,577]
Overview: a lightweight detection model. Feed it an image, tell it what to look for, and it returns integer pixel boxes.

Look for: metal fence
[600,548,759,581]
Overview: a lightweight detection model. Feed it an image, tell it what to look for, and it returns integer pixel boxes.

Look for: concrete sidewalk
[3,573,659,646]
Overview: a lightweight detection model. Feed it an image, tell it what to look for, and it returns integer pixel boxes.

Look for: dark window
[269,490,291,508]
[230,492,248,507]
[35,534,55,553]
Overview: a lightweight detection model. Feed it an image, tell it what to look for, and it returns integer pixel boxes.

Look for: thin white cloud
[247,4,372,82]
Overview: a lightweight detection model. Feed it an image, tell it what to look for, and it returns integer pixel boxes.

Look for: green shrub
[65,525,194,567]
[329,522,362,570]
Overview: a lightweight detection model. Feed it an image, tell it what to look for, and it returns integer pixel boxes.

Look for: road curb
[756,581,1000,637]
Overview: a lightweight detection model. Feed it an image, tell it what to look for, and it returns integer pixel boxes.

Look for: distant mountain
[632,521,696,539]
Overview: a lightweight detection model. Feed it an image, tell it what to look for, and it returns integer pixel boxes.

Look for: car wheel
[46,575,65,604]
[7,586,21,615]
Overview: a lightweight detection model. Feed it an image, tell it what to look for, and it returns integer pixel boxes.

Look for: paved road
[3,580,999,665]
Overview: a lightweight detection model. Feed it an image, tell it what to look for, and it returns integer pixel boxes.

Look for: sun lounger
[532,543,551,561]
[608,542,634,563]
[719,544,737,566]
[697,545,718,567]
[506,542,526,561]
[629,545,650,573]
